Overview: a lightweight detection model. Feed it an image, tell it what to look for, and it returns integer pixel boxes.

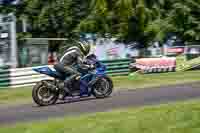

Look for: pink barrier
[135,58,176,70]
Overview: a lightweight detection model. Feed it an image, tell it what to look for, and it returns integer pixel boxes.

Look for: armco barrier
[0,59,131,88]
[102,59,131,76]
[0,66,53,88]
[0,66,10,88]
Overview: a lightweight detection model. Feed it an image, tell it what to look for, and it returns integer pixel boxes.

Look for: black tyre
[32,80,59,106]
[92,76,113,98]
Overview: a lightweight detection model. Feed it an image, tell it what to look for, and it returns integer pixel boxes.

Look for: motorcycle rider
[54,41,92,97]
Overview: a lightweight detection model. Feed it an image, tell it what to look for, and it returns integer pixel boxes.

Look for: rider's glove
[83,60,88,64]
[90,64,95,69]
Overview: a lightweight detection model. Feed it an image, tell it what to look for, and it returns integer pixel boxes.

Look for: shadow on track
[33,96,112,108]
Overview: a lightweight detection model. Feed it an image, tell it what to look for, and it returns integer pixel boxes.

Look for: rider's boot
[64,75,78,93]
[61,78,73,100]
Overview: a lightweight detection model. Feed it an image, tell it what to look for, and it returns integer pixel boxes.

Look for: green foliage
[0,0,199,45]
[165,0,200,42]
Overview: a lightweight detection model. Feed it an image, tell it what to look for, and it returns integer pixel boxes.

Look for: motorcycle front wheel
[32,80,59,106]
[92,76,113,98]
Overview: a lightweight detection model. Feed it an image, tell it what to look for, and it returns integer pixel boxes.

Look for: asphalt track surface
[1,82,200,125]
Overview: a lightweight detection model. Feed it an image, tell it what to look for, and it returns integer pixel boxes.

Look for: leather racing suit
[54,46,91,95]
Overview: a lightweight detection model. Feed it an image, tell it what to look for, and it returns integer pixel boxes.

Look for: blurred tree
[0,0,199,46]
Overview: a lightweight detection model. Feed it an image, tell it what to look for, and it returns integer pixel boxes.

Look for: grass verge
[114,70,200,89]
[1,70,200,106]
[0,87,32,106]
[1,99,200,133]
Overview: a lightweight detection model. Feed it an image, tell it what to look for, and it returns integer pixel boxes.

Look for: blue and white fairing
[33,66,65,80]
[33,54,107,79]
[33,54,108,96]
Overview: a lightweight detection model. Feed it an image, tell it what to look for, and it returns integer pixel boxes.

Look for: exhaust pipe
[42,81,58,92]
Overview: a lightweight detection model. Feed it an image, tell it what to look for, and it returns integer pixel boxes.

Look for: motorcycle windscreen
[96,65,106,75]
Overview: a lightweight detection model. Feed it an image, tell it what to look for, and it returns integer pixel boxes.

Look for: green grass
[1,70,200,106]
[0,87,32,106]
[114,70,200,89]
[1,99,200,133]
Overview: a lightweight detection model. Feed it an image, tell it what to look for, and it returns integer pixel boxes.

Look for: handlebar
[85,54,106,71]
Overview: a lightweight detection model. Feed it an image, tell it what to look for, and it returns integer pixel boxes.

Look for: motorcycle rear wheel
[32,80,59,106]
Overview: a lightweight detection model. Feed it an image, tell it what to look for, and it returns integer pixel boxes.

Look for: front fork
[79,74,96,96]
[79,74,106,97]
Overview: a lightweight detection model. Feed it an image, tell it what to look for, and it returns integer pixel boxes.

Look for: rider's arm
[77,56,91,69]
[75,50,92,70]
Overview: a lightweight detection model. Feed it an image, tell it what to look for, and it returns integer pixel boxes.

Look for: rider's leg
[54,64,73,95]
[54,64,80,97]
[63,66,80,95]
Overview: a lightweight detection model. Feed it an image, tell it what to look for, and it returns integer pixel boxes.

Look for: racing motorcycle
[32,54,113,106]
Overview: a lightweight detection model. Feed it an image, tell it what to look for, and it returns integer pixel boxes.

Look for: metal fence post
[10,13,18,68]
